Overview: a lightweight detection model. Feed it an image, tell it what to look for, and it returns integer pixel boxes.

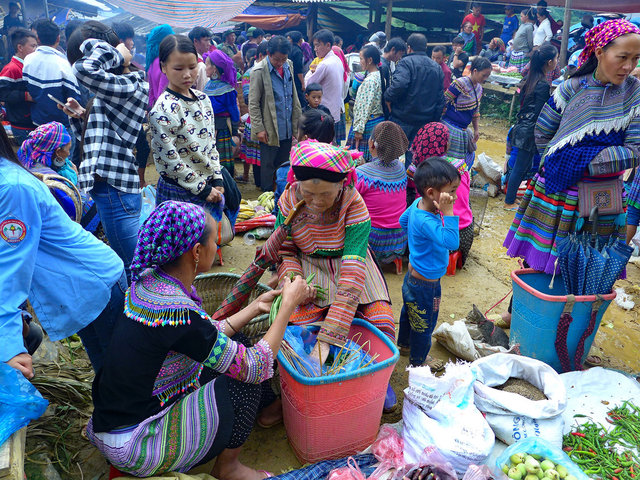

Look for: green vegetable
[511,454,526,465]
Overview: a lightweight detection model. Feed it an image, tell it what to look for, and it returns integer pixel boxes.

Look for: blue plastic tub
[510,269,616,373]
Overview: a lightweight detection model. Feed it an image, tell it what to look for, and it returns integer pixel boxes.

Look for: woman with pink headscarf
[505,19,640,274]
[203,50,240,175]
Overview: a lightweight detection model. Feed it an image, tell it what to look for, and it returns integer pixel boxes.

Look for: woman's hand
[58,98,85,119]
[206,188,223,203]
[473,129,480,143]
[116,43,132,67]
[353,131,363,149]
[254,289,282,314]
[280,275,315,310]
[8,353,34,379]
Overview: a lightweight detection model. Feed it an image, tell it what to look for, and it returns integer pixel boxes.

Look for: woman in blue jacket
[0,125,125,378]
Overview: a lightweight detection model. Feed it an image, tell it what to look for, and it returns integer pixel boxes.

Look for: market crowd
[1,2,640,479]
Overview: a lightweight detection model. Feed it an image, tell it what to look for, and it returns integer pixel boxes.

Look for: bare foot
[212,447,270,480]
[257,397,282,428]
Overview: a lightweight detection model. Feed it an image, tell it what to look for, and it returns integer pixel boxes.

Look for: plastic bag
[0,362,48,446]
[462,465,494,480]
[494,437,590,480]
[471,354,567,448]
[139,184,156,228]
[327,457,368,480]
[402,363,495,476]
[393,446,458,480]
[432,321,519,366]
[282,326,375,377]
[475,153,503,186]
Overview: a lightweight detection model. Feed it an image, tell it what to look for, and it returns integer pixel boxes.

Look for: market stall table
[484,74,520,121]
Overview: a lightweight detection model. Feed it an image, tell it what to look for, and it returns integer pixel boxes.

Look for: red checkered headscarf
[410,122,450,162]
[288,140,360,185]
[578,19,640,68]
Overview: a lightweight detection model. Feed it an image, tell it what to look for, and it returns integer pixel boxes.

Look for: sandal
[424,356,445,373]
[503,205,519,212]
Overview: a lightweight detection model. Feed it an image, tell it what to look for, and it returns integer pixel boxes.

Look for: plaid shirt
[73,39,148,194]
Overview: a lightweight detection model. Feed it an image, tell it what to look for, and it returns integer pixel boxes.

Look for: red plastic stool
[446,251,462,276]
[109,466,124,479]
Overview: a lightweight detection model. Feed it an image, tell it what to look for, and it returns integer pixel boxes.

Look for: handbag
[577,178,624,217]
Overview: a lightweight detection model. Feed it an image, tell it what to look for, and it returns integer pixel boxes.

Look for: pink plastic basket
[278,319,399,464]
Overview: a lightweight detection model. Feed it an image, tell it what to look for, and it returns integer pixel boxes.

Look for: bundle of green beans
[562,401,640,480]
[268,273,328,325]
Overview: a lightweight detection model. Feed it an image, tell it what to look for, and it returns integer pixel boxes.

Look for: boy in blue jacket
[399,157,460,369]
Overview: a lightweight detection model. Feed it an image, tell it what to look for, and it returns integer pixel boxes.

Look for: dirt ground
[26,118,640,479]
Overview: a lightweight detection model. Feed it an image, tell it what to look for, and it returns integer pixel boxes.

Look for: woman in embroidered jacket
[87,201,314,479]
[271,140,398,412]
[348,45,384,162]
[355,121,408,270]
[203,50,241,176]
[442,57,492,165]
[505,19,640,274]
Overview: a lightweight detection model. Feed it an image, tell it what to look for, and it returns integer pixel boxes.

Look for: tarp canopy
[104,0,256,29]
[292,0,638,15]
[232,5,305,29]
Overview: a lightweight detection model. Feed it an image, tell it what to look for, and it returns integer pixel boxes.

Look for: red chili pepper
[572,432,586,438]
[589,449,596,454]
[631,466,635,475]
[612,476,619,480]
[614,469,623,474]
[563,447,573,452]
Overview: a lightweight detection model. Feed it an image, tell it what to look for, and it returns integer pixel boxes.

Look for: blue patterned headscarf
[146,24,174,71]
[131,201,207,281]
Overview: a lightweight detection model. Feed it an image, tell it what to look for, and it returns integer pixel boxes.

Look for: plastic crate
[278,319,399,464]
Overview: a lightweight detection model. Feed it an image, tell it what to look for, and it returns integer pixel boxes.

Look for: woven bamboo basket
[193,272,272,344]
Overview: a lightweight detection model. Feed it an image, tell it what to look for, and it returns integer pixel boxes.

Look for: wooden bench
[0,428,26,480]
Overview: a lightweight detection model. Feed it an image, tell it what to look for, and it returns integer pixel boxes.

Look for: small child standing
[399,158,461,369]
[303,83,331,115]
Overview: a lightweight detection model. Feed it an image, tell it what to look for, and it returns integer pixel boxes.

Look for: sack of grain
[471,354,567,448]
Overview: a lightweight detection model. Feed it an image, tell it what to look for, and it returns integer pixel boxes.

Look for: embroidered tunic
[275,184,390,346]
[90,269,273,433]
[352,71,383,134]
[504,75,640,274]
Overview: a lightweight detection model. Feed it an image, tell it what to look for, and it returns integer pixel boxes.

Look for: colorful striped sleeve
[275,195,304,283]
[318,193,371,347]
[534,96,563,158]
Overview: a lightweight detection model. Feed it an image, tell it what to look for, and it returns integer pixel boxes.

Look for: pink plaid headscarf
[287,140,361,185]
[578,19,640,67]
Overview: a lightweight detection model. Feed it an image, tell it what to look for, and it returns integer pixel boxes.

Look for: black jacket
[384,52,445,126]
[511,80,551,152]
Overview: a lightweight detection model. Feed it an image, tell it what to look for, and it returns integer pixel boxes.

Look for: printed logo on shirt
[0,218,27,245]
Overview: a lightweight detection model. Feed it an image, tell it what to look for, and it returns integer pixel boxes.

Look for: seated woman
[355,121,409,272]
[479,37,506,63]
[275,140,397,411]
[18,121,100,233]
[87,201,314,479]
[18,122,76,183]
